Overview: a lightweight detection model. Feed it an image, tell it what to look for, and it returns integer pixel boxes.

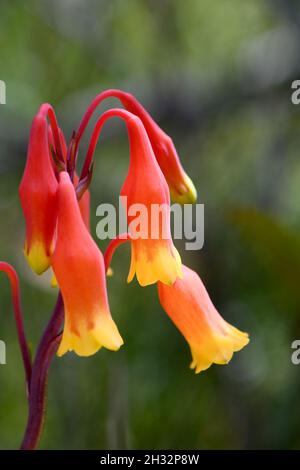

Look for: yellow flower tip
[106,266,114,277]
[189,328,249,374]
[126,254,135,284]
[92,315,124,351]
[170,173,197,205]
[154,246,182,286]
[57,314,124,357]
[50,272,58,288]
[57,329,102,357]
[24,241,51,275]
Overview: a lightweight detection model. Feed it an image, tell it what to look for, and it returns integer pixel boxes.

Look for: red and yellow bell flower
[119,111,183,286]
[19,106,58,275]
[158,265,249,373]
[51,172,123,356]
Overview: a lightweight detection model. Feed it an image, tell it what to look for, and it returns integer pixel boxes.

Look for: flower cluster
[19,90,249,372]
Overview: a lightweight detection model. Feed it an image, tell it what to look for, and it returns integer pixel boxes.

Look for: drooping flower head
[158,265,249,373]
[51,172,123,356]
[82,108,182,287]
[75,89,197,204]
[121,112,183,286]
[19,105,60,274]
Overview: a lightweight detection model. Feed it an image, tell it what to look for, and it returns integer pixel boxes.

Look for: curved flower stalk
[75,89,197,204]
[104,233,131,274]
[82,108,182,286]
[157,265,249,373]
[51,172,123,356]
[0,262,31,389]
[0,264,63,449]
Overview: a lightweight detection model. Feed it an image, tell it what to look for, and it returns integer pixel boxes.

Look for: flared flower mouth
[127,239,183,286]
[189,324,249,373]
[57,312,124,357]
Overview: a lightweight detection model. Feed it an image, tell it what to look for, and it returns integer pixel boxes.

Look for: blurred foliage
[1,0,300,450]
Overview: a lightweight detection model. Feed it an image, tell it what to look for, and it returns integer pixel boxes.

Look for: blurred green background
[1,0,300,450]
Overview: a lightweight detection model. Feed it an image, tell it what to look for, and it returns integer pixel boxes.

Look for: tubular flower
[76,89,197,204]
[157,265,249,373]
[119,111,183,286]
[51,172,123,357]
[19,107,58,274]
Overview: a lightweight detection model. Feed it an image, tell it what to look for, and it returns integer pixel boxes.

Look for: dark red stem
[104,233,131,272]
[39,103,64,165]
[80,108,137,179]
[74,89,157,169]
[20,293,64,450]
[0,262,32,392]
[75,89,128,151]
